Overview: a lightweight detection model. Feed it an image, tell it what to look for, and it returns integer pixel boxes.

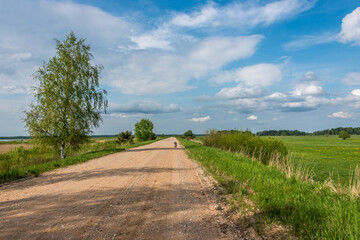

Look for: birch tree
[25,32,107,159]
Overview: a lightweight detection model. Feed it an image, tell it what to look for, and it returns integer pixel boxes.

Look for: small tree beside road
[134,119,156,142]
[184,130,195,139]
[116,131,134,145]
[339,131,350,140]
[25,32,107,159]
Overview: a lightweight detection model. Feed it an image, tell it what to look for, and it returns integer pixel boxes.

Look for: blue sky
[1,0,360,135]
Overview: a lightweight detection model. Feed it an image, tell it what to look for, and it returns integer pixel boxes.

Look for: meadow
[179,138,360,239]
[273,135,360,184]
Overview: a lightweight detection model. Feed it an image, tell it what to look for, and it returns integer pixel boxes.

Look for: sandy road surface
[0,138,238,239]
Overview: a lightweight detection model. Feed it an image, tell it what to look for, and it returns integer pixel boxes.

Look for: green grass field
[180,138,360,239]
[272,135,360,184]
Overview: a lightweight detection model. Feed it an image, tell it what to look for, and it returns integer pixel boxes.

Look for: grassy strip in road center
[0,139,161,184]
[179,138,360,239]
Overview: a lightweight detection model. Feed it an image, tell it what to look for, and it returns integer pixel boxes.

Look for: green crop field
[272,135,360,184]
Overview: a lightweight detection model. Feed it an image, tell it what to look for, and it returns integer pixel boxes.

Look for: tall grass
[180,138,360,239]
[203,130,287,164]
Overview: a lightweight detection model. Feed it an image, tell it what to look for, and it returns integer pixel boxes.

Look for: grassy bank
[0,139,160,184]
[179,138,360,239]
[273,135,360,184]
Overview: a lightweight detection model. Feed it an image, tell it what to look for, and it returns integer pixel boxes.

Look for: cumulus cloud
[291,72,324,96]
[351,89,360,97]
[190,116,211,122]
[342,72,360,85]
[215,84,268,99]
[235,64,282,86]
[110,35,263,94]
[110,101,180,114]
[339,7,360,45]
[247,115,258,120]
[218,98,269,114]
[211,63,282,86]
[328,111,353,119]
[0,0,136,97]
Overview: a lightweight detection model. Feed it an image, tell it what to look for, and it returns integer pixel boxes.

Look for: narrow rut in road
[0,137,239,239]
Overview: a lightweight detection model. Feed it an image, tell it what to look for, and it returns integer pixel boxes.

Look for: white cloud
[351,89,360,97]
[189,36,263,71]
[266,92,288,101]
[171,4,218,27]
[211,63,282,86]
[215,84,267,99]
[247,115,258,120]
[170,0,315,29]
[328,112,353,119]
[190,116,211,122]
[110,101,180,114]
[292,84,324,96]
[339,7,360,45]
[110,35,262,94]
[235,64,282,86]
[291,72,324,96]
[342,72,360,85]
[0,0,136,98]
[218,98,269,114]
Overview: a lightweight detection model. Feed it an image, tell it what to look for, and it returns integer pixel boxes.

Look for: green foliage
[183,130,195,139]
[134,119,156,142]
[257,130,310,136]
[24,32,107,159]
[203,130,287,164]
[314,127,360,135]
[179,138,360,239]
[115,130,134,145]
[339,131,351,140]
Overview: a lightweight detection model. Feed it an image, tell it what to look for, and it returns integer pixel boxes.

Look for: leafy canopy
[184,130,195,139]
[24,32,107,158]
[134,119,156,142]
[338,131,350,140]
[116,131,134,145]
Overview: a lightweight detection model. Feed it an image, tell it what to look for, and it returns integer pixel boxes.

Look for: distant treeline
[256,130,310,136]
[313,127,360,135]
[256,127,360,136]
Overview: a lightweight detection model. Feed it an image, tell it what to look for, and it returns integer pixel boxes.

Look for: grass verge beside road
[0,139,160,184]
[179,138,360,239]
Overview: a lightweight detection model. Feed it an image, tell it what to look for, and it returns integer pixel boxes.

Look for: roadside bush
[203,129,287,164]
[115,131,135,145]
[184,130,195,139]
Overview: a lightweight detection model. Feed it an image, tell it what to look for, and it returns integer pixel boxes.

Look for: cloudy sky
[1,0,360,135]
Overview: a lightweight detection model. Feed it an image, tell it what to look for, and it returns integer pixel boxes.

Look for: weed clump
[203,130,288,165]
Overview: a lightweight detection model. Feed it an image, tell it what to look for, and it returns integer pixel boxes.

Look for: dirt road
[0,138,238,239]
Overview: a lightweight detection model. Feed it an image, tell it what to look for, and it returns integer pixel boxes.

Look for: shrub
[184,130,195,139]
[115,130,135,145]
[203,129,288,164]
